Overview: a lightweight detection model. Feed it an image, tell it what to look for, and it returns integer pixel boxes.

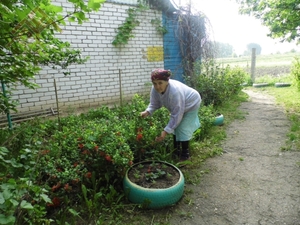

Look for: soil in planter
[127,162,180,189]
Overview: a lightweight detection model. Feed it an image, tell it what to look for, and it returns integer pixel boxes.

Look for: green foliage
[0,147,52,225]
[0,87,249,223]
[0,0,105,114]
[112,1,148,46]
[192,104,215,141]
[193,60,247,106]
[151,18,168,35]
[0,94,176,223]
[291,57,300,90]
[236,0,300,43]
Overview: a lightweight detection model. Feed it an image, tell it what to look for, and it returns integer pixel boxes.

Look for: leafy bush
[193,104,215,141]
[193,60,247,106]
[0,90,236,223]
[0,146,52,225]
[0,94,174,224]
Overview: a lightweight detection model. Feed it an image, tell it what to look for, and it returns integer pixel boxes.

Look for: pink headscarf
[151,69,172,81]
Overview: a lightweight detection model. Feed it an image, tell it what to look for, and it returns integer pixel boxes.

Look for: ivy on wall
[112,1,148,46]
[151,18,168,35]
[112,0,167,47]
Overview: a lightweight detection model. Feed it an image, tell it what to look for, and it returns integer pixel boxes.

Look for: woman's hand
[140,111,150,118]
[155,130,168,142]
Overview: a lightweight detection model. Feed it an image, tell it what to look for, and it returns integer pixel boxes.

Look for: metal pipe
[53,78,61,131]
[119,69,123,107]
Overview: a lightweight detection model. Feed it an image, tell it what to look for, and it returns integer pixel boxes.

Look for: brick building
[10,0,175,114]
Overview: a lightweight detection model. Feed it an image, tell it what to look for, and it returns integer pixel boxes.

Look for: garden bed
[127,161,180,189]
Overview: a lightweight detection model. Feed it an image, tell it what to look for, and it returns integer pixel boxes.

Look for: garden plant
[0,61,249,224]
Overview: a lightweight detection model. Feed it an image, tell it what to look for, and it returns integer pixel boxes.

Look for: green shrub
[193,60,247,106]
[291,57,300,90]
[0,92,220,223]
[193,104,215,141]
[0,94,175,223]
[0,146,52,225]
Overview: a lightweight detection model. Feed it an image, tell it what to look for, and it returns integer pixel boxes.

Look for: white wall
[11,1,164,113]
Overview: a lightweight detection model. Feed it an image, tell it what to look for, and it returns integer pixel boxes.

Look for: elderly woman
[140,69,201,161]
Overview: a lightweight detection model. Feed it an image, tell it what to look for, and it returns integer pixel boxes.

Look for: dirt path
[169,90,300,225]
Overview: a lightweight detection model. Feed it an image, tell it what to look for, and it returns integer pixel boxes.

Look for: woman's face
[152,80,169,94]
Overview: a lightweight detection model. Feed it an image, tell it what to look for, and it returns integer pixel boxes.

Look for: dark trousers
[173,135,190,159]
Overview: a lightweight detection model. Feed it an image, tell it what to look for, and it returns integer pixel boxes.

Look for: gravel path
[169,89,300,225]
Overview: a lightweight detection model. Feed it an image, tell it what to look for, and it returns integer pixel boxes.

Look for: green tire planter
[214,113,224,126]
[123,160,185,209]
[274,82,291,88]
[253,83,269,88]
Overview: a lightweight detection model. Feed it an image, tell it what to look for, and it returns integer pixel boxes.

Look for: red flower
[94,146,99,151]
[40,150,50,155]
[136,133,143,141]
[73,162,78,167]
[64,183,71,192]
[78,143,84,149]
[105,154,112,162]
[128,161,133,166]
[82,150,90,155]
[47,197,60,207]
[85,172,92,178]
[72,178,79,185]
[51,183,61,192]
[52,197,60,207]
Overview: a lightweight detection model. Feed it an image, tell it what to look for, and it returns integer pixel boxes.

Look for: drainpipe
[1,80,13,129]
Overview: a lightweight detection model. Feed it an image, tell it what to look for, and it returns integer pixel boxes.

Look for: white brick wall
[11,1,164,113]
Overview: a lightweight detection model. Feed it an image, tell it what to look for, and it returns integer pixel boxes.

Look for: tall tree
[236,0,300,43]
[246,43,261,55]
[215,42,234,58]
[0,0,105,114]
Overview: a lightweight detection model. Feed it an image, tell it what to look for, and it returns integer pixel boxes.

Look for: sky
[173,0,300,55]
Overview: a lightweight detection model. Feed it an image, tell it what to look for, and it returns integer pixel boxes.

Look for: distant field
[216,52,299,67]
[216,52,300,77]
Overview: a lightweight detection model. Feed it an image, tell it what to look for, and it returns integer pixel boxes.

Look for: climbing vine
[112,0,214,89]
[151,18,168,35]
[112,1,148,46]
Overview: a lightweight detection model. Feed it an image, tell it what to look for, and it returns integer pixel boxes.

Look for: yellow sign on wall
[147,46,164,62]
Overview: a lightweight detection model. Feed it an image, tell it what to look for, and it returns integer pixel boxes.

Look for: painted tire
[123,160,185,209]
[214,114,224,126]
[274,82,291,88]
[253,83,269,88]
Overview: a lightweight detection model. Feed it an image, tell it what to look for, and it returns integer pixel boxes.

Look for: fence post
[119,69,123,107]
[53,78,61,131]
[251,48,256,83]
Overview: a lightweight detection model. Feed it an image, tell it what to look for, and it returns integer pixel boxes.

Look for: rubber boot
[173,135,181,158]
[180,141,190,161]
